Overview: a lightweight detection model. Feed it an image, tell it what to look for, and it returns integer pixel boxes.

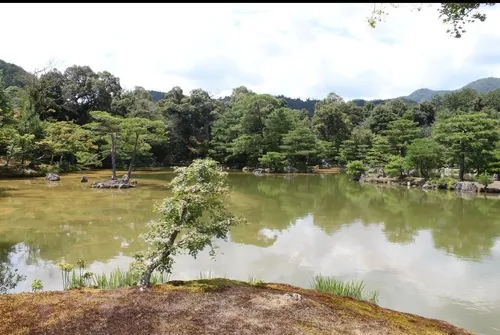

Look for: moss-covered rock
[0,279,474,335]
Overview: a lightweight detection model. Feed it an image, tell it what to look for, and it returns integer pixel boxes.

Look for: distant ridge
[405,77,500,103]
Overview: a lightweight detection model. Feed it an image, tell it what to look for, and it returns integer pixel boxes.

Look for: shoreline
[360,175,500,196]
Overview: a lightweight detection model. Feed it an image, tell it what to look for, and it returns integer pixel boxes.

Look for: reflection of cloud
[2,4,500,99]
[7,215,500,334]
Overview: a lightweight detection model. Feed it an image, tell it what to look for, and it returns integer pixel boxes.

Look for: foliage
[433,112,500,180]
[383,118,420,157]
[405,138,442,179]
[0,263,26,294]
[134,158,245,287]
[310,275,379,304]
[476,172,493,188]
[258,152,287,172]
[368,3,496,38]
[1,59,500,180]
[427,176,458,190]
[56,258,170,290]
[346,160,367,180]
[31,279,43,292]
[384,155,406,178]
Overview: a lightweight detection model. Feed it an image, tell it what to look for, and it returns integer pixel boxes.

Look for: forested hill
[0,59,31,87]
[150,91,416,115]
[405,77,500,103]
[151,78,500,114]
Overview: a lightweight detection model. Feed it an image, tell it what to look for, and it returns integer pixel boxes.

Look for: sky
[1,3,500,100]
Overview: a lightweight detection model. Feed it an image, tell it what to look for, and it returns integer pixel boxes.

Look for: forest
[1,60,500,181]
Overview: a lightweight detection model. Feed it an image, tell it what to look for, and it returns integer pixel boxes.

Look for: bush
[384,156,405,178]
[346,160,366,180]
[258,152,287,172]
[427,176,457,190]
[476,172,493,188]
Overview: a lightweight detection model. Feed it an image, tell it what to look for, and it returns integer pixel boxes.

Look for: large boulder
[454,181,477,193]
[45,173,60,182]
[284,166,299,173]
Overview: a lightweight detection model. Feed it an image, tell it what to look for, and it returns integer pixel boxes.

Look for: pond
[1,171,500,335]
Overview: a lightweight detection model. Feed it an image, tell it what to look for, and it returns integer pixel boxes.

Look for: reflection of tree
[345,183,500,260]
[0,242,26,293]
[0,170,171,264]
[229,173,500,261]
[2,170,500,268]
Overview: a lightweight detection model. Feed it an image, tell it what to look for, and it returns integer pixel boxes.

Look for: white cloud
[1,3,500,100]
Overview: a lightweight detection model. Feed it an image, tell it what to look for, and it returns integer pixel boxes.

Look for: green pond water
[1,171,500,334]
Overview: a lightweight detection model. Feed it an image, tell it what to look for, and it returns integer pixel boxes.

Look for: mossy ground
[0,279,474,335]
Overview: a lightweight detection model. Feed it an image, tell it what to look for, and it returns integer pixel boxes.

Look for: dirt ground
[0,279,474,335]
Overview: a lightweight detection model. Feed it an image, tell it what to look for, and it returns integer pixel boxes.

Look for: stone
[80,176,88,183]
[45,173,60,182]
[454,181,477,193]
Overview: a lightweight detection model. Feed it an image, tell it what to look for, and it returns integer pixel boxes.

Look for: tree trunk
[59,155,63,164]
[50,155,54,165]
[459,153,465,181]
[138,206,186,288]
[127,134,139,181]
[137,230,179,288]
[110,133,117,180]
[421,168,429,180]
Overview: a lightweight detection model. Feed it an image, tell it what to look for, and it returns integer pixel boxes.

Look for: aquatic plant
[310,275,379,304]
[57,259,170,290]
[31,279,43,292]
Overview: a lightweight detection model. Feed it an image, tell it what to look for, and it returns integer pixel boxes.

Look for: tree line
[1,63,500,179]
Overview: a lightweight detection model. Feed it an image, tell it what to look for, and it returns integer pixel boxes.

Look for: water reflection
[229,174,500,261]
[1,172,500,334]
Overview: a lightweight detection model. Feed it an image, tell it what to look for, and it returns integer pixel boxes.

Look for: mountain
[0,59,31,87]
[149,90,166,102]
[405,77,500,103]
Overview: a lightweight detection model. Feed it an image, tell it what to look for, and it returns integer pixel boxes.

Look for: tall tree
[405,138,443,179]
[121,117,167,180]
[433,112,499,180]
[86,111,122,180]
[384,118,420,157]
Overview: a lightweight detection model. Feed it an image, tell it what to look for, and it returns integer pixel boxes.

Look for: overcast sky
[1,3,500,100]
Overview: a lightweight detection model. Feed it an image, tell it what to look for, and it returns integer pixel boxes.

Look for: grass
[57,258,170,290]
[310,275,379,304]
[197,270,215,280]
[91,269,170,289]
[247,275,265,287]
[56,259,380,305]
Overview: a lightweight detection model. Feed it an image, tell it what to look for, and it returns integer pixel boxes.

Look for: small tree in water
[135,158,245,287]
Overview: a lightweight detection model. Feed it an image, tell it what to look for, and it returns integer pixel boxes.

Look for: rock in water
[90,179,136,189]
[81,176,88,183]
[45,173,60,182]
[454,181,477,193]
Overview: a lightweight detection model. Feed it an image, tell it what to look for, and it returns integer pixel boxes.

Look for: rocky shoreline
[361,175,500,194]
